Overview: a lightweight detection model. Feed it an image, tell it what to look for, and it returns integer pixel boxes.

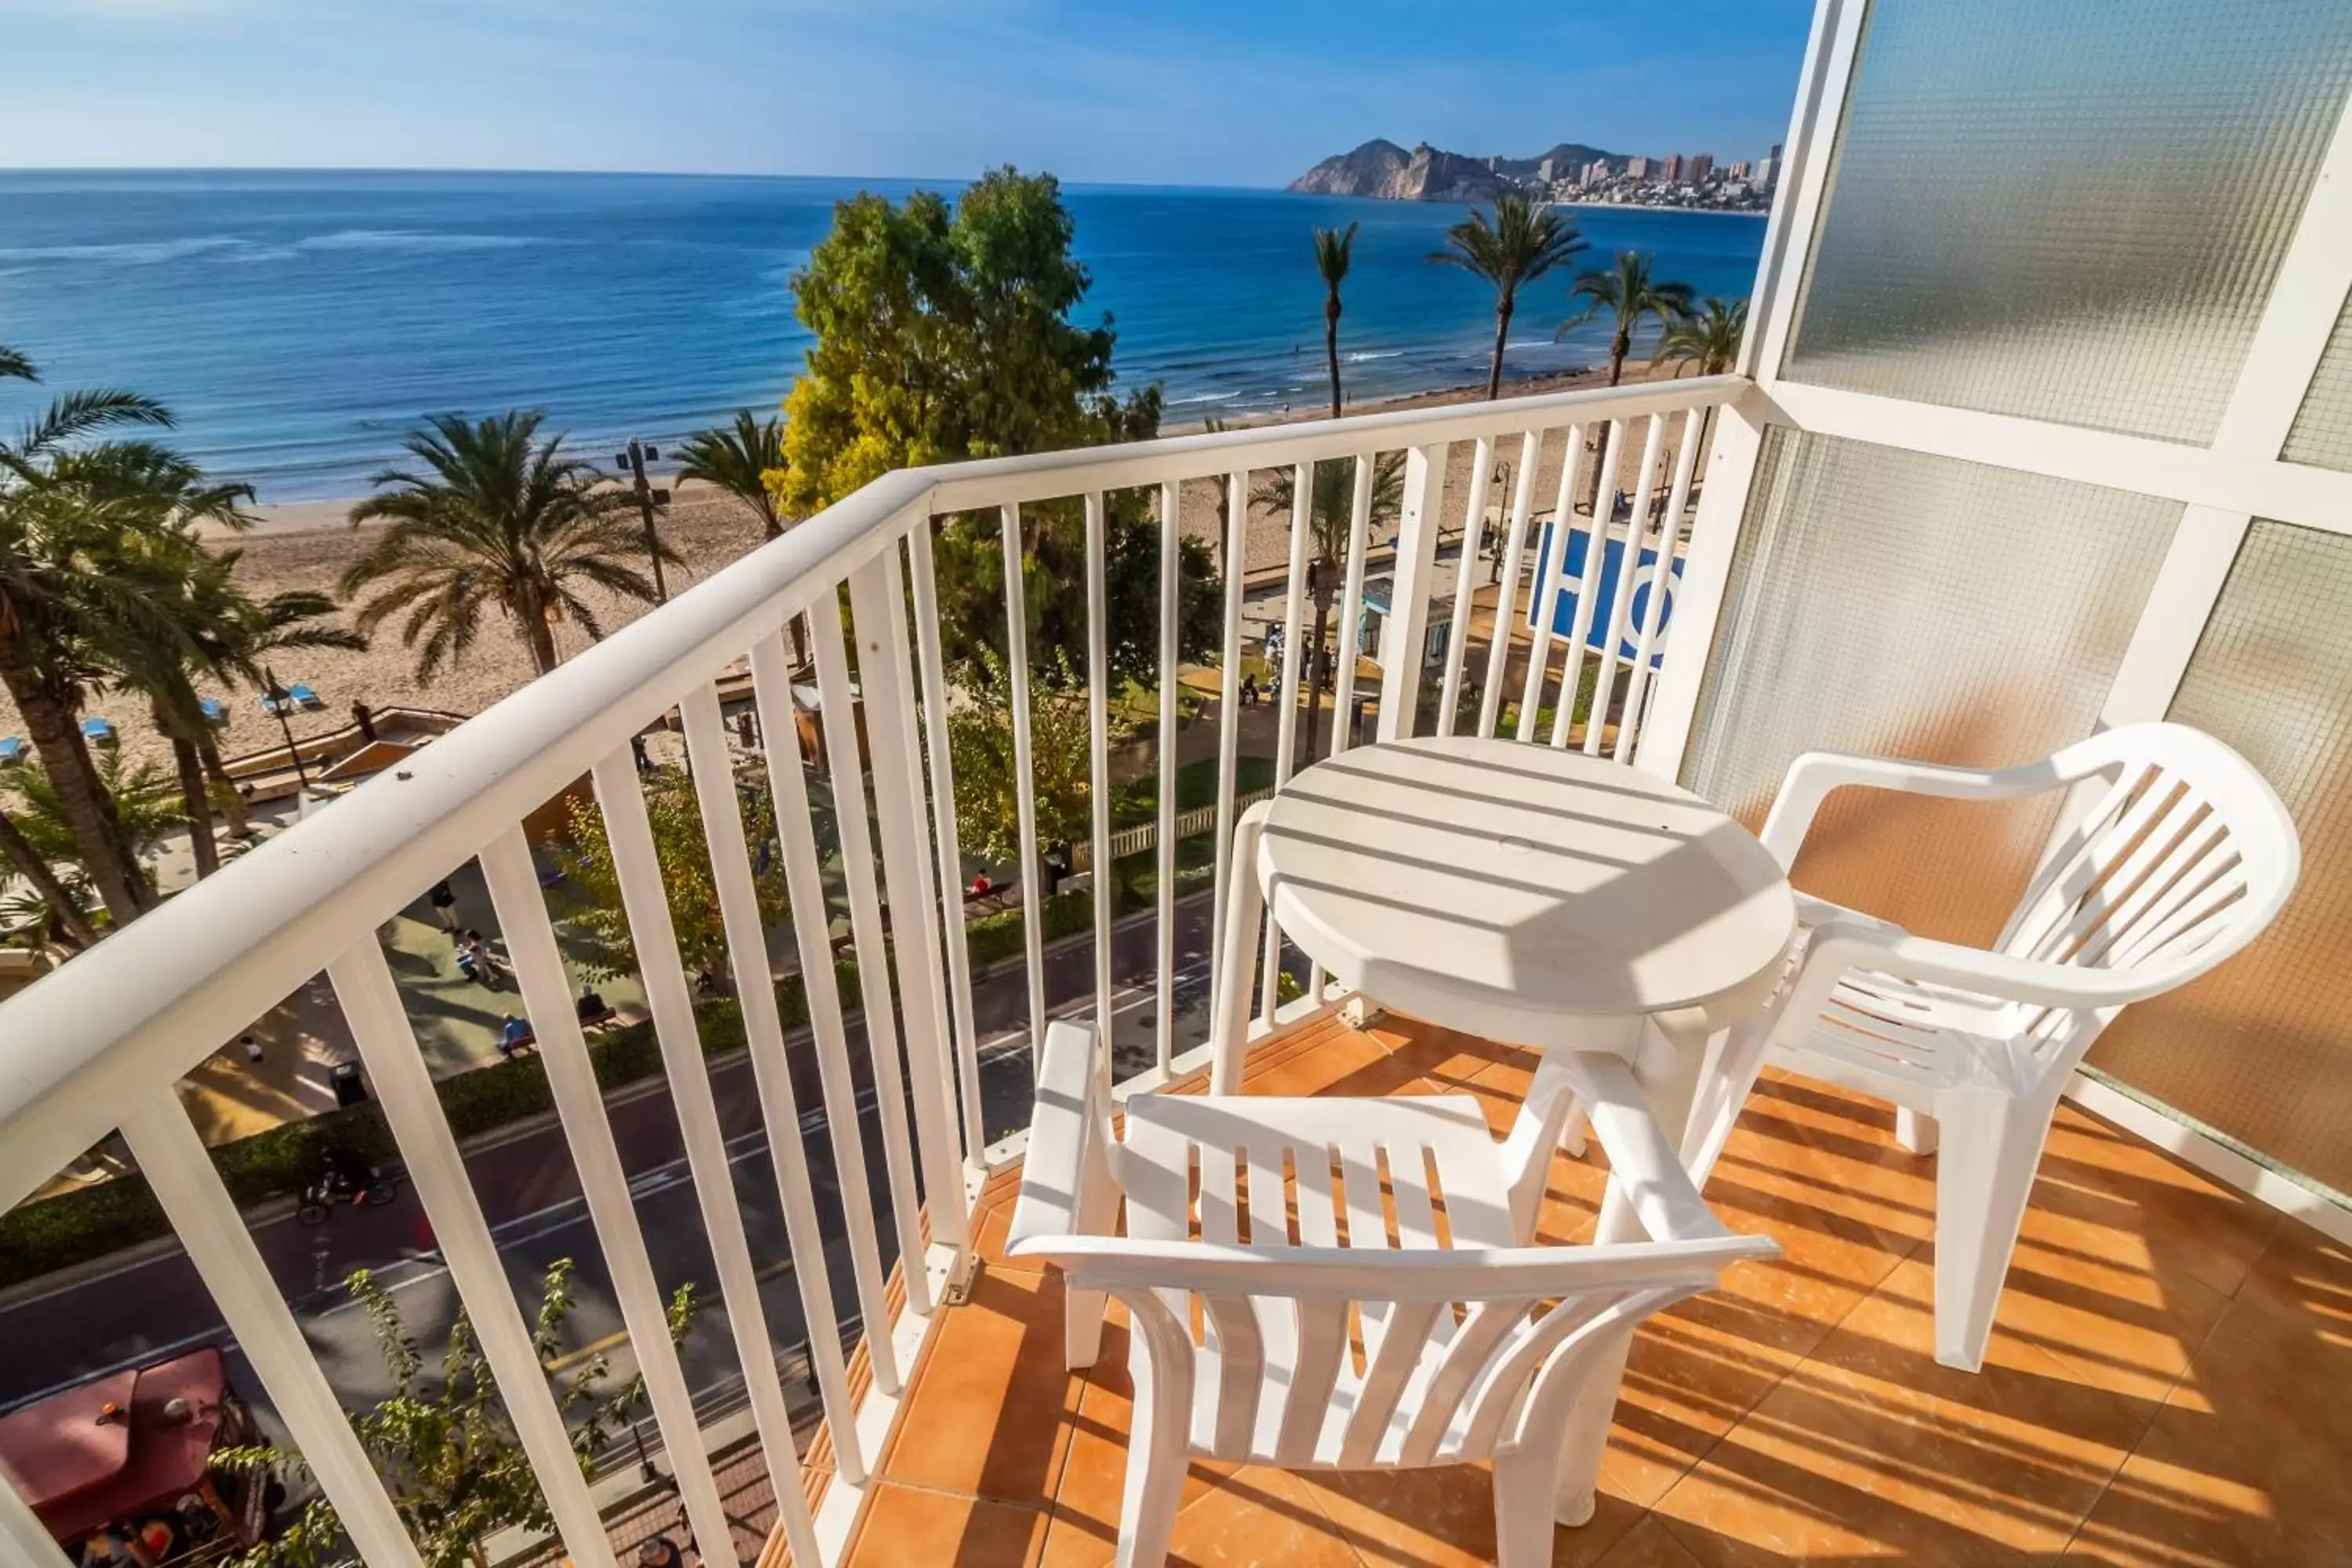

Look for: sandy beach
[2,359,1697,778]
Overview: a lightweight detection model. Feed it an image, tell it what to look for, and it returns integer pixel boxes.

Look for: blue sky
[2,0,1814,187]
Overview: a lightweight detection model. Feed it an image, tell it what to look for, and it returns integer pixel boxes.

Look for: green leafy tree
[2,750,183,946]
[1251,453,1407,763]
[1428,195,1588,399]
[343,411,673,681]
[947,648,1100,885]
[1563,250,1697,387]
[562,763,789,986]
[1312,222,1358,420]
[767,168,1219,689]
[0,346,222,924]
[227,1260,695,1568]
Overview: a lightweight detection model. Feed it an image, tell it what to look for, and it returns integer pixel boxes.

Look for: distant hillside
[1288,139,1626,200]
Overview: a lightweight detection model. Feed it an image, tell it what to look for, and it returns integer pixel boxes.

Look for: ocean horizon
[0,168,1765,503]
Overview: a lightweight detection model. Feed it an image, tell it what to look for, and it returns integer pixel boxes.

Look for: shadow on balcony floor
[818,1010,2351,1566]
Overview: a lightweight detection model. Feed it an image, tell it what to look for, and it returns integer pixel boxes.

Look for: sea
[0,169,1766,503]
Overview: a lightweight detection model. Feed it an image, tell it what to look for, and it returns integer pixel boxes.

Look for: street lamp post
[264,666,309,789]
[615,438,672,604]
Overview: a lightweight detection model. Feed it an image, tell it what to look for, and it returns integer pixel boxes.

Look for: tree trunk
[166,719,219,879]
[198,732,251,837]
[1324,296,1344,421]
[1299,575,1338,765]
[1486,295,1513,401]
[789,611,811,670]
[0,648,148,924]
[0,803,97,948]
[521,589,560,675]
[1608,327,1631,387]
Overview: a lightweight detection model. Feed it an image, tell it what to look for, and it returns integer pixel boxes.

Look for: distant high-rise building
[1755,154,1779,190]
[1727,160,1751,180]
[1585,160,1610,184]
[1538,156,1556,183]
[1662,153,1686,182]
[1686,153,1714,181]
[1625,155,1652,179]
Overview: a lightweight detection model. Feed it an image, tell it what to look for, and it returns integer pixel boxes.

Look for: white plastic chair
[1679,721,2299,1372]
[1009,1018,1775,1567]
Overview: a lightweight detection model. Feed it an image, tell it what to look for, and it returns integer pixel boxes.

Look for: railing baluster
[847,549,972,1265]
[1479,431,1544,739]
[1260,463,1312,1027]
[1083,492,1117,1048]
[328,942,621,1568]
[1,1473,69,1567]
[999,503,1050,1061]
[808,591,931,1322]
[739,637,899,1396]
[1155,480,1181,1078]
[905,519,984,1160]
[1330,453,1375,757]
[1585,415,1670,758]
[477,827,737,1560]
[1553,419,1628,750]
[1210,471,1249,1007]
[1520,423,1590,741]
[1377,443,1449,741]
[677,685,876,1473]
[117,1088,423,1568]
[586,743,826,1562]
[1436,435,1497,735]
[1614,407,1707,763]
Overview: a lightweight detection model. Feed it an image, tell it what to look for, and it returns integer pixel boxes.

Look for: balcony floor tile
[809,1008,2351,1567]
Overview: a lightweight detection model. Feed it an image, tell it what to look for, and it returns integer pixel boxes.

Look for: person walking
[428,877,459,931]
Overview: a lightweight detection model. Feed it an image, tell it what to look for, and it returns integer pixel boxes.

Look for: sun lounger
[81,717,116,746]
[0,737,22,766]
[289,684,322,709]
[199,696,228,724]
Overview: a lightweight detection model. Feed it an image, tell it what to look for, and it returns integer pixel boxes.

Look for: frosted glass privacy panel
[1784,0,2352,445]
[2092,522,2352,1200]
[1683,429,2175,948]
[2283,298,2352,471]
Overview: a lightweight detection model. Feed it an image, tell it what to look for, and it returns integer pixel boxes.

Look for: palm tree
[0,801,96,949]
[1251,452,1407,760]
[343,411,670,681]
[677,410,785,539]
[0,347,201,924]
[1562,250,1697,387]
[3,750,183,944]
[677,409,808,665]
[1428,195,1588,399]
[1312,223,1359,420]
[1653,296,1748,481]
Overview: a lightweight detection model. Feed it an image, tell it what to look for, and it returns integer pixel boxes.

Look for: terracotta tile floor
[831,1011,2352,1566]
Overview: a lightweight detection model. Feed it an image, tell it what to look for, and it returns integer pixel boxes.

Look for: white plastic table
[1206,733,1796,1523]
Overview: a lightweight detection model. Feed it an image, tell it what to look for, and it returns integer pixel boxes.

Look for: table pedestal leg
[1555,1008,1715,1524]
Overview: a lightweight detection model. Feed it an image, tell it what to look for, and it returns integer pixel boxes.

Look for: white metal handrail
[0,371,1748,1568]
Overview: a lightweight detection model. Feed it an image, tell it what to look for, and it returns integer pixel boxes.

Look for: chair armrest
[1008,1018,1110,1250]
[1808,916,2176,1011]
[1761,750,2071,871]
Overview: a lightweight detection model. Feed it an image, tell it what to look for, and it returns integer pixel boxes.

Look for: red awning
[0,1348,230,1546]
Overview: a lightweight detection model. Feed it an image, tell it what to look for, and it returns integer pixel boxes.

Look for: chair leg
[1493,1443,1564,1567]
[1550,1337,1628,1529]
[1931,1085,2052,1372]
[1207,804,1270,1095]
[1895,1105,1939,1156]
[1117,1343,1189,1568]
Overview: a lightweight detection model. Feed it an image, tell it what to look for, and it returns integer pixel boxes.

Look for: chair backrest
[1012,1020,1770,1472]
[1994,722,2299,1057]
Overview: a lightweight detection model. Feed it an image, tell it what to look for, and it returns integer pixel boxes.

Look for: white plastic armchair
[1009,1018,1775,1568]
[1679,721,2298,1371]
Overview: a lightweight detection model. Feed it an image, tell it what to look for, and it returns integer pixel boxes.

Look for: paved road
[0,887,1309,1430]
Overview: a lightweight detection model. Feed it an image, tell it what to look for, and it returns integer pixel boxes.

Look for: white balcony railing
[0,372,1744,1568]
